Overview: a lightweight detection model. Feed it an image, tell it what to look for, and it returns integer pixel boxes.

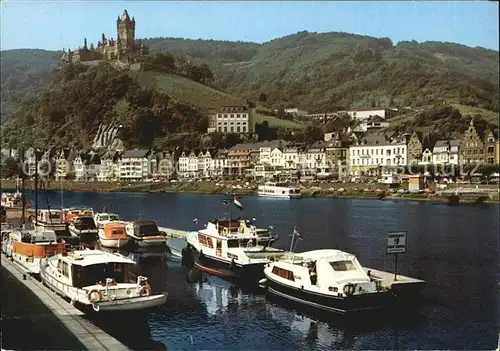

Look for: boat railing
[137,275,148,286]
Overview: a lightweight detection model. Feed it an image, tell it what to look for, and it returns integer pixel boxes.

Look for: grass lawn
[254,113,303,129]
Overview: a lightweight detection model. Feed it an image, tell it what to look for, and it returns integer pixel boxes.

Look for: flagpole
[289,227,296,253]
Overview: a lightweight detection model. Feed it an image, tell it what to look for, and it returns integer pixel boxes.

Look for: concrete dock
[1,255,131,351]
[364,267,426,293]
[159,226,189,238]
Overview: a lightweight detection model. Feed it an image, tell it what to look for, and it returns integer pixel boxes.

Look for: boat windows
[99,215,109,221]
[74,217,97,230]
[109,214,120,221]
[272,266,295,281]
[111,228,125,235]
[72,263,130,288]
[330,260,356,271]
[227,239,239,248]
[198,234,214,248]
[135,223,160,237]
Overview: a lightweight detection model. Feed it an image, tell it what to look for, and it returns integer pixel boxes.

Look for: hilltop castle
[60,10,148,66]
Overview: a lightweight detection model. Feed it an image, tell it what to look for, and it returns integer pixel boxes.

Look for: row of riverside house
[1,118,499,182]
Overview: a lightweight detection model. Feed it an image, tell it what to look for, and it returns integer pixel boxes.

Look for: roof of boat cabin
[61,250,135,266]
[103,222,126,230]
[297,249,355,261]
[38,209,61,213]
[132,220,158,226]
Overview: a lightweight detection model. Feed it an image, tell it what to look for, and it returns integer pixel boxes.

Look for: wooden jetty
[1,254,131,350]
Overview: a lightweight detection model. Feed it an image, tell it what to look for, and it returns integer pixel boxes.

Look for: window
[272,266,295,281]
[330,260,356,271]
[488,146,494,154]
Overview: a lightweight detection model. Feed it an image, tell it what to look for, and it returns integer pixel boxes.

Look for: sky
[0,1,498,52]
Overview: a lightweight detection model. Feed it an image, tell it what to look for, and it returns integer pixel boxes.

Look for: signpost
[387,231,407,281]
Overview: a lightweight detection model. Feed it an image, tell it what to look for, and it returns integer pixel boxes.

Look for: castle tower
[116,10,135,55]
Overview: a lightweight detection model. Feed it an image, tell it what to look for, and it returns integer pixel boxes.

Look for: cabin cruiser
[184,218,285,281]
[68,216,98,239]
[32,209,67,234]
[94,212,122,229]
[1,190,24,208]
[62,207,95,223]
[260,249,394,314]
[98,222,129,248]
[125,220,166,248]
[2,226,66,274]
[40,249,168,312]
[257,182,301,199]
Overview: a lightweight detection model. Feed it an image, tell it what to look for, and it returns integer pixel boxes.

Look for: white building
[73,154,86,181]
[118,149,151,181]
[359,115,390,131]
[305,141,327,173]
[284,108,308,117]
[283,147,298,169]
[197,151,212,178]
[207,101,254,134]
[259,146,272,165]
[432,140,450,165]
[349,133,408,176]
[97,150,120,181]
[270,147,285,168]
[211,153,229,177]
[420,148,433,165]
[346,108,398,121]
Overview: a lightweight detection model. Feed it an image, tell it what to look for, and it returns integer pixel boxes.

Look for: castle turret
[116,9,136,54]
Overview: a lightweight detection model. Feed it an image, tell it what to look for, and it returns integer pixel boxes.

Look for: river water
[14,190,500,350]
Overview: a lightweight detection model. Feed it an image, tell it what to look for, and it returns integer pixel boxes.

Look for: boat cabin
[206,219,260,237]
[57,250,135,288]
[130,220,162,238]
[102,223,127,240]
[63,208,94,222]
[95,213,121,222]
[71,216,97,230]
[272,249,374,292]
[37,209,64,224]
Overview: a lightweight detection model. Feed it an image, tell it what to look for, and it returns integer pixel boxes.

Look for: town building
[118,149,152,181]
[484,129,498,164]
[359,115,390,131]
[207,100,254,135]
[284,108,308,117]
[459,118,485,165]
[346,108,398,121]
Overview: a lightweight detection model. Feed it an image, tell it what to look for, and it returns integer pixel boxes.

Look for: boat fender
[88,289,103,302]
[139,285,151,297]
[92,302,100,312]
[109,294,116,301]
[230,259,236,271]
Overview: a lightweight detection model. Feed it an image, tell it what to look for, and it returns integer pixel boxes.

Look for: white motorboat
[40,249,168,312]
[67,216,98,239]
[94,212,122,229]
[32,209,67,233]
[260,249,394,314]
[98,222,129,248]
[166,237,186,260]
[184,218,285,281]
[257,182,301,199]
[2,226,66,274]
[125,220,166,248]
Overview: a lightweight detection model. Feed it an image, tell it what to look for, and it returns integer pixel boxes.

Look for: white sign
[387,232,407,254]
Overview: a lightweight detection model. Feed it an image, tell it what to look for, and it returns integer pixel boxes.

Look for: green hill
[1,31,498,135]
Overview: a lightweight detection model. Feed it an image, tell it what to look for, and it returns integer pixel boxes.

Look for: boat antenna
[288,227,302,254]
[42,181,55,229]
[288,226,296,253]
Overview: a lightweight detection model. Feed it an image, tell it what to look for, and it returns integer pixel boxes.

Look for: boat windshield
[72,262,131,288]
[74,217,97,230]
[136,223,159,237]
[99,215,109,221]
[109,214,120,221]
[329,260,356,271]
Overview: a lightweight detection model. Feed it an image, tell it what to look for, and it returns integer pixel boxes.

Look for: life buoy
[92,302,100,312]
[88,289,102,302]
[222,228,229,235]
[343,284,356,296]
[139,285,151,297]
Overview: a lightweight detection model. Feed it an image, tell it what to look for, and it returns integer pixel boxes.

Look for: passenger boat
[40,249,168,312]
[1,190,23,208]
[257,182,301,199]
[67,216,98,239]
[184,218,285,282]
[125,220,166,248]
[94,212,122,229]
[62,207,95,223]
[260,249,394,315]
[98,222,129,248]
[2,227,66,274]
[32,209,67,234]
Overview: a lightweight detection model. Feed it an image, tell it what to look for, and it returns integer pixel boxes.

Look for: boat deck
[1,255,131,351]
[364,267,426,293]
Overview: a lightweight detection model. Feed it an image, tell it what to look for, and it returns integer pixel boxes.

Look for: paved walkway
[1,256,131,350]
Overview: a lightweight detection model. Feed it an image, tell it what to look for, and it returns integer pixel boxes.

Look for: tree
[258,93,267,102]
[1,157,20,178]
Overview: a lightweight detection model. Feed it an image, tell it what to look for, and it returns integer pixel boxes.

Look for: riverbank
[1,179,498,204]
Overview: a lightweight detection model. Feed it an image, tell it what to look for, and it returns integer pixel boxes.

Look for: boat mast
[34,149,39,227]
[20,147,26,226]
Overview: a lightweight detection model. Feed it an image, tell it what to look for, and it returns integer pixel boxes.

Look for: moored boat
[94,212,122,229]
[2,227,66,274]
[32,209,67,234]
[40,249,168,312]
[62,207,95,223]
[68,216,99,239]
[98,222,129,248]
[184,218,285,282]
[260,249,396,315]
[166,237,186,260]
[125,220,166,248]
[257,182,301,199]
